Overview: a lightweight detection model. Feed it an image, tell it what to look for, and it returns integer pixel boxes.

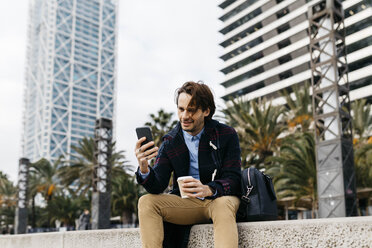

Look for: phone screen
[136,127,154,151]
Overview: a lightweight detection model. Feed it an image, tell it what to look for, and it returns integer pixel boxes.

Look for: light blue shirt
[182,128,204,180]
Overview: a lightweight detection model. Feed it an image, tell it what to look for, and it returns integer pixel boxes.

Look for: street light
[14,158,29,234]
[308,0,357,217]
[91,118,112,229]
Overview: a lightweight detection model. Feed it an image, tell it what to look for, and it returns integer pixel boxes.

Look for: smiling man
[135,81,242,248]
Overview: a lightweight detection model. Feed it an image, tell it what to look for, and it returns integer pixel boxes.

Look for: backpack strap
[241,168,253,204]
[263,173,277,201]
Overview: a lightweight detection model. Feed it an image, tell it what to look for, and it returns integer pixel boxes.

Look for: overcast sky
[0,1,226,182]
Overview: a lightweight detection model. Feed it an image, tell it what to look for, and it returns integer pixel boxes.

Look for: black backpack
[236,167,278,222]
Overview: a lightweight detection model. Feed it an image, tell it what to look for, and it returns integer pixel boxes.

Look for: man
[78,209,90,230]
[135,81,241,248]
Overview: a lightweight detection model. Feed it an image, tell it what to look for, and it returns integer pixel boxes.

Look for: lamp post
[14,158,29,234]
[91,118,112,229]
[308,0,357,217]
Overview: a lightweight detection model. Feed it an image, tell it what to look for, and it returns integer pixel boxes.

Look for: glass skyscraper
[22,0,117,162]
[218,0,371,103]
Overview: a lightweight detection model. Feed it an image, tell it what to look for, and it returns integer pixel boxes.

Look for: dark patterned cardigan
[135,119,242,198]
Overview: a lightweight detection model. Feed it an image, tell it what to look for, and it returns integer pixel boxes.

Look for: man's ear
[203,108,210,117]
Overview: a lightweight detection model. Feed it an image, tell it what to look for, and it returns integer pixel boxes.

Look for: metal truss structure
[22,0,117,163]
[15,158,30,234]
[92,118,112,229]
[308,0,357,217]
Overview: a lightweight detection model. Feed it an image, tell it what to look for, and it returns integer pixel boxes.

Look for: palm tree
[46,193,90,227]
[223,98,286,168]
[354,142,372,188]
[29,158,63,226]
[29,158,62,202]
[0,172,16,208]
[266,132,317,218]
[111,173,142,225]
[350,100,372,189]
[145,109,178,147]
[0,172,17,231]
[0,171,9,191]
[280,81,313,132]
[58,137,131,195]
[351,99,372,142]
[28,172,41,228]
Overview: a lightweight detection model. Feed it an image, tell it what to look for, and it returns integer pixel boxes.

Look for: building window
[278,54,292,64]
[350,75,372,91]
[220,8,262,35]
[344,0,369,18]
[222,81,265,100]
[222,66,264,88]
[277,23,290,34]
[349,55,372,72]
[279,70,293,80]
[220,0,260,22]
[347,36,372,54]
[276,8,289,19]
[346,16,372,36]
[278,39,291,49]
[220,37,263,61]
[219,0,237,9]
[220,22,263,48]
[221,51,264,74]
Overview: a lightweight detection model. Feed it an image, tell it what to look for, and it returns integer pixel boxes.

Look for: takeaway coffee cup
[177,176,193,198]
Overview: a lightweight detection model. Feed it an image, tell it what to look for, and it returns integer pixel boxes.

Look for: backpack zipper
[242,168,253,203]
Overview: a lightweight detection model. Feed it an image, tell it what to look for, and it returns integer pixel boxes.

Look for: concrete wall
[1,216,371,248]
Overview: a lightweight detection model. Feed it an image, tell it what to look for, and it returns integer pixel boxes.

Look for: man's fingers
[135,141,157,156]
[182,181,200,188]
[138,151,158,161]
[135,137,146,150]
[145,152,158,161]
[182,178,199,183]
[182,188,196,193]
[137,147,158,159]
[186,192,202,198]
[186,193,197,198]
[142,141,155,151]
[144,146,158,156]
[182,186,202,193]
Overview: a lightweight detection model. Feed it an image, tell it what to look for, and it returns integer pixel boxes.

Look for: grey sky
[0,0,225,182]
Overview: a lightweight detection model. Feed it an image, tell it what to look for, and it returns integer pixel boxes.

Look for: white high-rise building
[218,0,371,103]
[22,0,117,162]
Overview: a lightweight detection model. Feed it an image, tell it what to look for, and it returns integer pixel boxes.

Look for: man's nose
[181,111,190,119]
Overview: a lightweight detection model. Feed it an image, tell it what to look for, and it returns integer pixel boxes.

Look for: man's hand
[181,177,213,198]
[135,137,158,174]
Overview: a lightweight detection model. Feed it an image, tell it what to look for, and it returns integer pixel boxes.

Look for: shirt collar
[182,127,204,141]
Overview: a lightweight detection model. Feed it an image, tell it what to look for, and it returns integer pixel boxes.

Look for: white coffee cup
[177,176,193,198]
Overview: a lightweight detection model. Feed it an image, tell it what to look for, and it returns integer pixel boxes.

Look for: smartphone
[136,127,154,151]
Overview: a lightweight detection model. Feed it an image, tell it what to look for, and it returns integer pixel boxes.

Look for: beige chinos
[138,193,240,248]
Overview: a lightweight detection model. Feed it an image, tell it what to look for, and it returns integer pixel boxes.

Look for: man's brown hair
[175,81,216,120]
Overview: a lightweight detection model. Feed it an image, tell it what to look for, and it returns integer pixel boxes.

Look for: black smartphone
[136,127,154,151]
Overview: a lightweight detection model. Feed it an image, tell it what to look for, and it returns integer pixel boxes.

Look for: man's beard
[181,123,194,131]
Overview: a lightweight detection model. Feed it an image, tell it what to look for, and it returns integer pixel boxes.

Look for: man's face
[177,92,210,136]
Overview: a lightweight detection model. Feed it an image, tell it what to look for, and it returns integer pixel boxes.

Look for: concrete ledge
[1,216,371,248]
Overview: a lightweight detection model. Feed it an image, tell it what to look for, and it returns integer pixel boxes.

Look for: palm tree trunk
[311,199,317,219]
[122,210,133,225]
[32,194,36,228]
